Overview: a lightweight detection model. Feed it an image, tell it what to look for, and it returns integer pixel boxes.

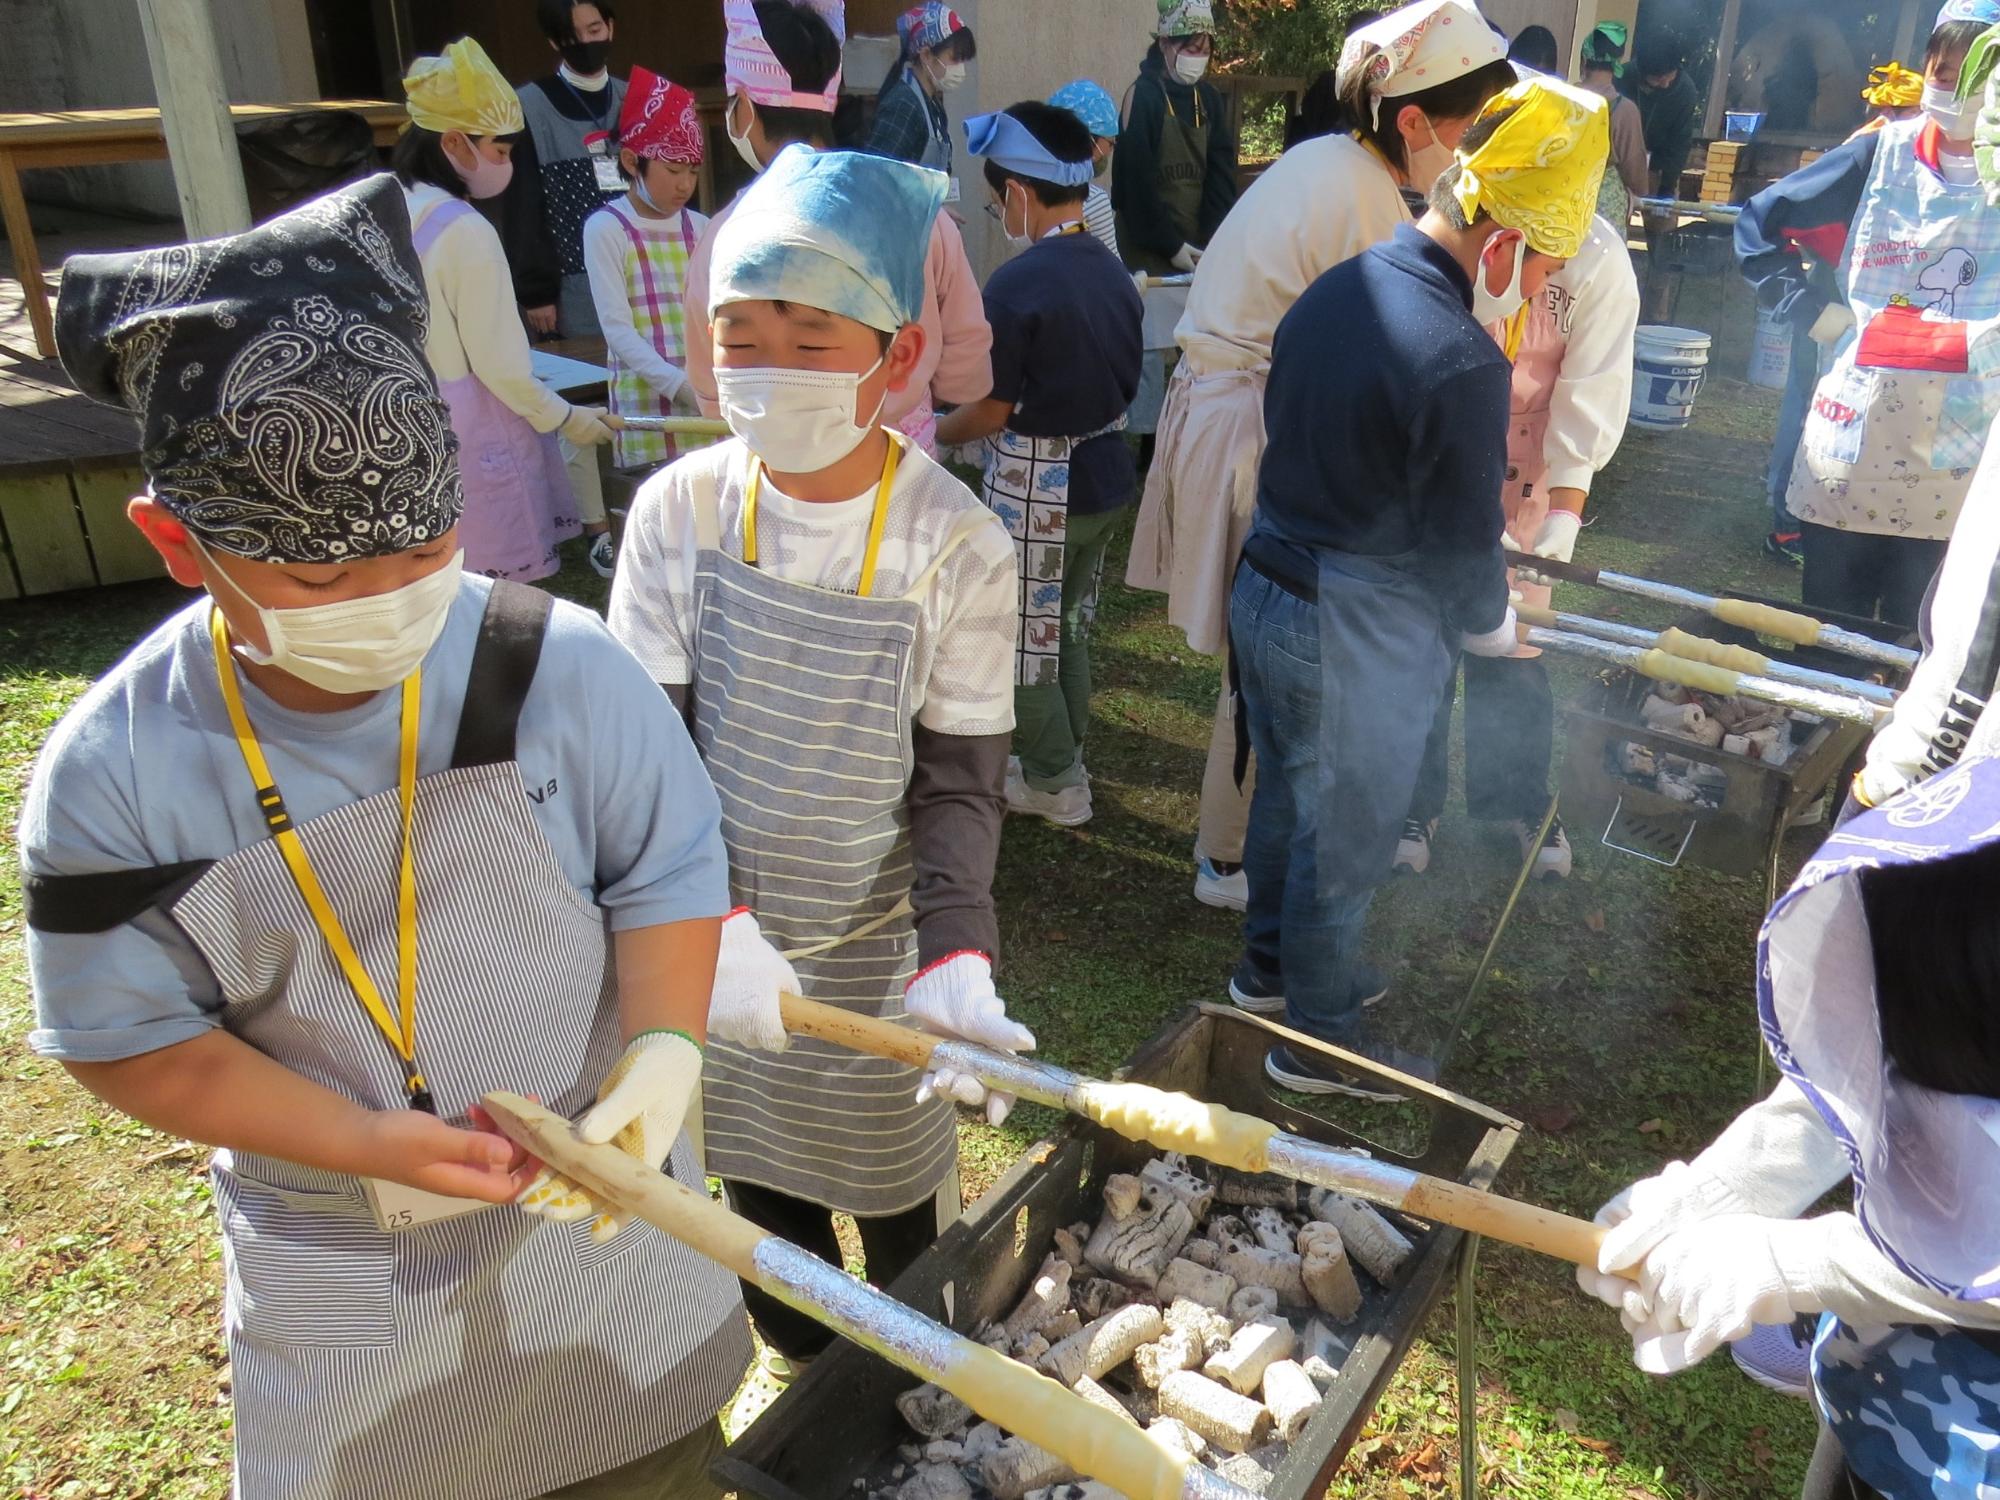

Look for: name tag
[363,1176,497,1233]
[945,175,960,204]
[593,156,625,193]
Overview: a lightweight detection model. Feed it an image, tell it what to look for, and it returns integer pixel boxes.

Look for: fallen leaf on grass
[1577,1434,1618,1455]
[1526,1101,1578,1134]
[1047,931,1068,943]
[1394,1441,1444,1481]
[1583,910,1606,933]
[1637,1118,1665,1134]
[1553,1408,1581,1434]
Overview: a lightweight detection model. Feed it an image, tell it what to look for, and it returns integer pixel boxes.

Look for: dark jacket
[1112,46,1238,262]
[1735,129,1880,328]
[1619,69,1700,199]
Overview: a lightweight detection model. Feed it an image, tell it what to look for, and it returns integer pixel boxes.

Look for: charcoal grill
[1557,592,1910,899]
[716,1003,1524,1500]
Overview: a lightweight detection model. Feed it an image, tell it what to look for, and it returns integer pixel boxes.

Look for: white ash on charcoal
[860,1154,1427,1498]
[1615,688,1806,807]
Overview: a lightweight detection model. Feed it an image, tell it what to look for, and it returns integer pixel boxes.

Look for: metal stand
[1457,1234,1482,1499]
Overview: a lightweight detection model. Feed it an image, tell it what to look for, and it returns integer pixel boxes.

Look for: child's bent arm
[65,1030,519,1200]
[935,396,1011,448]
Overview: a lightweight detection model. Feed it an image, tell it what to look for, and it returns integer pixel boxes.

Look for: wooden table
[0,99,408,360]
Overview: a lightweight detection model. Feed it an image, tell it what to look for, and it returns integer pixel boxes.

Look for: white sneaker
[1194,856,1247,911]
[1006,771,1092,826]
[588,532,616,578]
[1511,816,1572,879]
[1393,817,1435,875]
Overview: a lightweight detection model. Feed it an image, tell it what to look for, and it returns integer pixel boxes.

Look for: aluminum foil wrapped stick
[481,1093,1256,1500]
[777,997,1608,1268]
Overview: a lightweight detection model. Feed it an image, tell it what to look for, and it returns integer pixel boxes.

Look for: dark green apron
[1119,76,1208,276]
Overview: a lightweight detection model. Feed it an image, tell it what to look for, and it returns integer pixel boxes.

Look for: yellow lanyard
[207,609,433,1113]
[742,434,902,599]
[1502,303,1531,364]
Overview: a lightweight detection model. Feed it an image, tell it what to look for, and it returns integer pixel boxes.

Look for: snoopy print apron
[113,584,747,1499]
[1789,118,2000,541]
[688,440,989,1216]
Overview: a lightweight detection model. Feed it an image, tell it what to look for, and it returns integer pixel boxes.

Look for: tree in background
[1211,0,1383,156]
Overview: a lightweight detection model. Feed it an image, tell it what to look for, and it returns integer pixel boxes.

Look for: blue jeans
[1767,315,1819,533]
[1230,566,1375,1043]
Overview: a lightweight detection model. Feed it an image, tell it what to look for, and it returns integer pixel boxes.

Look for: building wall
[0,0,317,218]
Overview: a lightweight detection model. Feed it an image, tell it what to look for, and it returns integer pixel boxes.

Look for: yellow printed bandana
[1863,61,1923,109]
[1451,77,1609,259]
[404,38,525,138]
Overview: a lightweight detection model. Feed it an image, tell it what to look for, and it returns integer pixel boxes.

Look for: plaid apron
[603,201,707,472]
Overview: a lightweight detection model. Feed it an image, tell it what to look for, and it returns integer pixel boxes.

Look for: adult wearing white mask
[396,38,613,586]
[1736,0,2000,630]
[869,2,977,183]
[1114,0,1239,457]
[682,0,992,457]
[1126,0,1514,917]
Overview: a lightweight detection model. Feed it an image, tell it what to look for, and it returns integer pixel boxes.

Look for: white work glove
[705,908,796,1054]
[1632,1214,1833,1372]
[1461,606,1520,658]
[903,951,1036,1126]
[561,404,616,446]
[1575,1158,1757,1316]
[1531,509,1582,564]
[519,1029,703,1242]
[1170,242,1202,273]
[1807,303,1855,346]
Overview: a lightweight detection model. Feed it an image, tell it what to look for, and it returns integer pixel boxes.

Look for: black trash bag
[236,110,378,222]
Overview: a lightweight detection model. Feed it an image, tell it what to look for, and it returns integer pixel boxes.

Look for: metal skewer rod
[1633,195,1742,222]
[1526,626,1885,726]
[482,1093,1256,1500]
[1132,271,1195,291]
[779,998,1607,1268]
[1506,550,1918,670]
[1513,604,1898,706]
[613,415,731,435]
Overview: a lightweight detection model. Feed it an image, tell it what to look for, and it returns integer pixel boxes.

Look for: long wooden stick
[481,1092,1254,1500]
[778,997,1607,1268]
[1506,550,1918,671]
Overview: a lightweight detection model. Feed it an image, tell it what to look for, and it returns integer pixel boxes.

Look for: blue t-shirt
[22,575,730,1063]
[984,225,1145,516]
[1250,223,1512,635]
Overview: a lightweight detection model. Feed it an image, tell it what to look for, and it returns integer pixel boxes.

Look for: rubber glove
[1170,242,1202,273]
[1633,1213,1833,1371]
[561,404,616,446]
[519,1029,703,1242]
[1808,303,1855,345]
[706,909,797,1053]
[1461,606,1521,658]
[903,951,1036,1126]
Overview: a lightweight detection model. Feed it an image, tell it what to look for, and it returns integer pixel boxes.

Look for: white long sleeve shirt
[403,182,569,434]
[582,202,708,404]
[1174,133,1409,375]
[1536,215,1641,493]
[1858,437,2000,806]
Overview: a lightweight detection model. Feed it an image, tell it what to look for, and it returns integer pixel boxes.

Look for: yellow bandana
[1451,77,1609,259]
[404,38,525,138]
[1862,61,1923,109]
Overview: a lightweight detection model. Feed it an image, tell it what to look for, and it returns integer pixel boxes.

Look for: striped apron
[602,200,703,472]
[688,462,986,1217]
[167,583,749,1500]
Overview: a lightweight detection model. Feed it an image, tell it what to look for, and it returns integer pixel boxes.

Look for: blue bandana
[710,146,946,333]
[1048,79,1120,139]
[1941,0,2000,29]
[964,111,1096,187]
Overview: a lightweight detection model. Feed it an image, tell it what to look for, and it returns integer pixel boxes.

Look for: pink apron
[1493,296,1565,658]
[413,199,581,583]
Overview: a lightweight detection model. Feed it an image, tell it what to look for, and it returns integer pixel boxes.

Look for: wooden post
[134,0,251,239]
[1702,0,1744,143]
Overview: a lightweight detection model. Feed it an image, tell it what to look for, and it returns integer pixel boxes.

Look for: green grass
[0,269,1828,1497]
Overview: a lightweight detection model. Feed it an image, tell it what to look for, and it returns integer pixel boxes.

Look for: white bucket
[1630,325,1712,433]
[1749,303,1791,389]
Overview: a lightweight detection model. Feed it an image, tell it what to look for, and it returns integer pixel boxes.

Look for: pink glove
[902,951,1035,1126]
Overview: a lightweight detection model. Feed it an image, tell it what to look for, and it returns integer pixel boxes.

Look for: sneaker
[1227,960,1284,1015]
[758,1346,815,1384]
[1005,772,1092,826]
[1730,1316,1816,1399]
[1509,816,1573,879]
[1263,1038,1438,1103]
[588,531,617,578]
[1194,855,1248,911]
[1764,530,1805,567]
[1393,817,1435,875]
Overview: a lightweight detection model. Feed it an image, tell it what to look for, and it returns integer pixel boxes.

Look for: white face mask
[1471,234,1530,324]
[203,542,464,694]
[1402,112,1455,194]
[1923,81,1977,143]
[998,182,1031,247]
[715,354,889,473]
[933,59,968,90]
[1172,50,1210,85]
[727,96,762,173]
